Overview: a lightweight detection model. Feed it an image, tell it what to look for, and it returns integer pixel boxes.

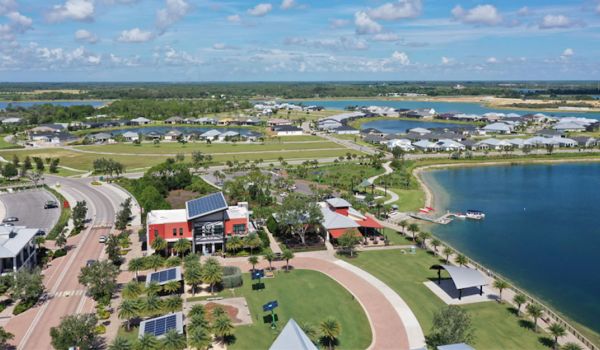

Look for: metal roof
[138,312,183,339]
[441,265,488,290]
[186,192,228,220]
[325,198,351,208]
[270,319,317,350]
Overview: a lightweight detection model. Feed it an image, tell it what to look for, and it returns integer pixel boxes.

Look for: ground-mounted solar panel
[144,320,155,334]
[150,273,160,282]
[139,312,183,339]
[167,268,176,280]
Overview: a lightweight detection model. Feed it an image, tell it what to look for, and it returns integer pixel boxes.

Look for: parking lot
[0,189,60,232]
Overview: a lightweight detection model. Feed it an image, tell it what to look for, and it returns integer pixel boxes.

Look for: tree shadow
[538,336,554,348]
[518,319,535,331]
[319,337,339,349]
[506,306,519,316]
[223,334,237,345]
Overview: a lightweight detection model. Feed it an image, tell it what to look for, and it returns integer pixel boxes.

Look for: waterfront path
[367,161,400,205]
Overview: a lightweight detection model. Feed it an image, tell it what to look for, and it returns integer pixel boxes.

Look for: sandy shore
[413,157,600,209]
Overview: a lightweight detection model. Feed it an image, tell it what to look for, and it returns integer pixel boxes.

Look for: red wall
[224,218,247,236]
[148,221,192,244]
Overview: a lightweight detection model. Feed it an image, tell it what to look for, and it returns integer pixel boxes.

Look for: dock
[409,212,455,225]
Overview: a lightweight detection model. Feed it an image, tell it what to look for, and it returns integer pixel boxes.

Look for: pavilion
[269,318,317,350]
[430,264,488,300]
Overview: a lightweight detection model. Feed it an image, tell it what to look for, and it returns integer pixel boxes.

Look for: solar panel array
[143,314,177,337]
[187,192,227,219]
[150,268,178,283]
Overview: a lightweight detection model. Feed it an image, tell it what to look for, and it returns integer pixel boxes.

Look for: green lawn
[344,250,551,350]
[0,135,23,149]
[188,270,372,350]
[328,134,375,148]
[390,188,424,212]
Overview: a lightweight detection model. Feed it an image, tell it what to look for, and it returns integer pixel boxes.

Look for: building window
[154,229,159,238]
[173,228,177,236]
[179,228,183,236]
[233,224,246,235]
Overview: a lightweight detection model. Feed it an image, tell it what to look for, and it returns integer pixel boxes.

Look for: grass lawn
[294,163,383,190]
[189,270,372,350]
[0,135,23,149]
[344,249,551,350]
[328,134,375,148]
[390,188,424,212]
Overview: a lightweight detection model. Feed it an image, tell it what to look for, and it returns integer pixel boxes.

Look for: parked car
[2,217,18,223]
[44,200,59,209]
[99,235,108,243]
[0,223,14,227]
[86,259,97,267]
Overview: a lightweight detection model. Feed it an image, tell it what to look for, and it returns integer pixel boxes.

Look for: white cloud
[441,56,454,65]
[355,11,382,34]
[330,19,349,28]
[560,48,574,60]
[0,0,17,15]
[391,51,410,65]
[452,4,502,26]
[539,14,576,29]
[597,2,600,14]
[156,0,191,32]
[6,11,32,29]
[117,28,153,43]
[486,56,498,64]
[74,29,98,43]
[35,45,102,67]
[248,3,272,17]
[368,0,422,21]
[517,6,529,16]
[280,0,295,10]
[285,36,368,51]
[227,14,241,23]
[157,46,202,65]
[372,32,401,42]
[47,0,95,22]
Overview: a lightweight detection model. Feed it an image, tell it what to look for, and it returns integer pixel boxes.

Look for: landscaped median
[44,185,71,240]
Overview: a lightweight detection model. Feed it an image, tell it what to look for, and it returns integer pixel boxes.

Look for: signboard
[262,300,278,312]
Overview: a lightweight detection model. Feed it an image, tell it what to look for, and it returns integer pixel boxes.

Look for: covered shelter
[437,343,476,350]
[430,264,488,300]
[270,318,318,350]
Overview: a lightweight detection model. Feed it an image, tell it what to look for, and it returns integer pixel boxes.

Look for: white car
[99,235,108,243]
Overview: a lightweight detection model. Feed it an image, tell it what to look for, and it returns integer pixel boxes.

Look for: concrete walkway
[367,161,400,205]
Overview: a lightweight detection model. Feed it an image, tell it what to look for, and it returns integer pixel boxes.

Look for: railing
[194,235,223,243]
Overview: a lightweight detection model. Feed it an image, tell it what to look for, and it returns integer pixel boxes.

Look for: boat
[466,210,485,220]
[454,213,467,219]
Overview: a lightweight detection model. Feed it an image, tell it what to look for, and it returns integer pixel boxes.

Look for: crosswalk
[52,289,86,298]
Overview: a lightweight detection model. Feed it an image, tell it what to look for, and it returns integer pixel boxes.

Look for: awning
[329,228,361,239]
[358,216,383,229]
[435,264,488,290]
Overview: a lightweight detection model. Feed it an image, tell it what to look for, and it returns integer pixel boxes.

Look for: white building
[333,126,359,135]
[483,122,513,134]
[385,139,414,151]
[122,131,139,142]
[200,129,221,141]
[219,130,240,141]
[130,117,151,125]
[272,125,303,136]
[0,226,39,274]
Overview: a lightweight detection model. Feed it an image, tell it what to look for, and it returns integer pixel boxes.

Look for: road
[0,189,60,232]
[5,175,117,350]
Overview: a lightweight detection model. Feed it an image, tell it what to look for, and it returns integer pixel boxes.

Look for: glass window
[154,229,158,238]
[173,228,177,236]
[179,228,183,235]
[233,224,246,235]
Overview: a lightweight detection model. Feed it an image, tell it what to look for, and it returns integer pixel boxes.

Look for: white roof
[554,122,586,130]
[0,226,38,258]
[325,198,351,208]
[408,127,431,134]
[226,205,249,220]
[413,140,436,148]
[201,129,221,137]
[319,111,364,123]
[441,264,488,289]
[131,117,151,122]
[319,204,359,230]
[220,131,240,137]
[436,139,464,148]
[123,131,139,137]
[270,319,317,350]
[477,138,511,147]
[483,122,512,132]
[147,209,187,225]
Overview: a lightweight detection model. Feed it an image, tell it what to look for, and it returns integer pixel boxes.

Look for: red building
[146,192,251,254]
[319,198,383,240]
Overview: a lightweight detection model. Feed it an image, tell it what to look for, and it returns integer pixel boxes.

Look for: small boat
[466,210,485,220]
[454,213,466,219]
[426,206,435,211]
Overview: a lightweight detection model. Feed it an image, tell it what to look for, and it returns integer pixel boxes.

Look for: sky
[1,0,600,81]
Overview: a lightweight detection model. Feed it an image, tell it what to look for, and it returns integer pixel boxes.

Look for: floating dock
[409,212,455,225]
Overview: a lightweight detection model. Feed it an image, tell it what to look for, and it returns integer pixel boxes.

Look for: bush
[257,229,270,249]
[94,325,106,334]
[53,248,67,259]
[0,274,13,295]
[45,185,71,240]
[13,299,36,315]
[97,309,110,320]
[266,216,279,235]
[0,299,12,313]
[221,266,243,289]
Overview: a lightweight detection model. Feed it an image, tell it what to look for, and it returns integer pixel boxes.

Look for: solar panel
[150,273,160,282]
[186,192,228,219]
[167,268,176,280]
[143,314,178,337]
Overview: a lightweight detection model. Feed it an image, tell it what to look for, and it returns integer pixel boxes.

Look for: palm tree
[162,280,181,295]
[417,231,431,248]
[548,323,566,350]
[173,238,191,257]
[163,296,183,313]
[55,232,67,250]
[442,247,453,263]
[183,253,200,268]
[212,306,226,318]
[122,281,144,299]
[188,304,206,319]
[202,259,223,294]
[118,298,141,331]
[145,281,162,296]
[165,256,181,268]
[144,295,164,317]
[212,315,233,343]
[128,257,145,280]
[188,327,211,350]
[282,249,294,271]
[455,254,468,266]
[146,254,165,272]
[407,223,419,241]
[109,337,132,350]
[513,293,527,316]
[151,236,168,256]
[264,250,275,271]
[319,317,342,350]
[161,329,187,350]
[431,238,441,252]
[226,236,243,255]
[561,342,582,350]
[398,220,408,234]
[526,303,544,332]
[244,233,262,255]
[248,255,259,271]
[135,333,158,350]
[301,322,318,344]
[34,236,46,250]
[184,263,203,295]
[493,280,510,302]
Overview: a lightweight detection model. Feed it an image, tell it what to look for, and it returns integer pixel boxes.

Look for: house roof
[165,130,182,136]
[334,125,357,132]
[201,129,221,137]
[131,117,151,122]
[0,226,38,258]
[326,198,351,208]
[320,205,359,230]
[186,192,228,220]
[273,125,302,132]
[220,131,240,137]
[269,319,317,350]
[123,131,139,137]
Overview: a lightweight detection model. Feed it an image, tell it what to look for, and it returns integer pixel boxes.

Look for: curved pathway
[367,161,400,205]
[224,253,425,350]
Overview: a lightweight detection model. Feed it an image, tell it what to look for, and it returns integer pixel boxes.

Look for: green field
[345,250,552,350]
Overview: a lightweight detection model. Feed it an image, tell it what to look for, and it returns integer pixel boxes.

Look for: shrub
[221,266,243,289]
[13,299,36,315]
[266,216,279,235]
[97,309,110,320]
[94,325,106,334]
[53,248,67,259]
[257,229,270,249]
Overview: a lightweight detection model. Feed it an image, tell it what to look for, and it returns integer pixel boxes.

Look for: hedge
[13,299,36,315]
[257,229,270,249]
[221,266,243,289]
[44,185,71,240]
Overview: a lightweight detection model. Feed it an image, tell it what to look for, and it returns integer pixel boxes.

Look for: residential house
[87,132,113,143]
[29,132,77,145]
[272,125,303,136]
[405,108,436,119]
[219,130,240,141]
[267,118,293,127]
[408,127,431,135]
[165,116,184,125]
[319,198,382,241]
[413,140,439,152]
[572,137,597,148]
[385,139,414,151]
[130,117,152,125]
[482,122,513,134]
[553,122,586,132]
[200,129,221,141]
[363,134,386,144]
[333,125,359,135]
[1,117,22,125]
[122,131,139,142]
[434,139,465,152]
[476,138,513,150]
[317,119,343,131]
[29,124,64,134]
[164,129,183,141]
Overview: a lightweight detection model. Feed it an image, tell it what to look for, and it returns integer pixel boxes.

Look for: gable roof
[326,197,351,208]
[270,319,317,350]
[186,192,228,220]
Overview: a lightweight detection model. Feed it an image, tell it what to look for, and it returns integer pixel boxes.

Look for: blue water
[295,99,600,120]
[109,126,256,136]
[362,119,467,134]
[0,100,107,109]
[424,163,600,334]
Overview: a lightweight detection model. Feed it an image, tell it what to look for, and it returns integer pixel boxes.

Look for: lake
[361,119,467,134]
[109,126,257,136]
[294,99,600,120]
[0,100,107,109]
[422,163,600,336]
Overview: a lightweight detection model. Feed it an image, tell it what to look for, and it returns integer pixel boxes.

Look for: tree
[337,230,361,257]
[109,337,132,350]
[145,281,162,297]
[163,296,183,313]
[212,315,233,343]
[301,322,318,344]
[0,326,14,349]
[263,250,275,271]
[55,231,67,251]
[49,158,60,173]
[493,280,509,302]
[513,293,527,316]
[526,303,544,332]
[26,170,44,188]
[282,249,294,271]
[455,254,468,267]
[78,260,119,303]
[417,231,431,248]
[202,258,223,294]
[188,327,211,350]
[11,268,44,304]
[184,262,203,295]
[34,235,46,250]
[128,257,145,280]
[115,198,132,230]
[32,157,45,172]
[151,236,168,256]
[72,200,88,232]
[146,254,165,272]
[431,238,441,252]
[50,313,98,350]
[561,343,582,350]
[548,323,566,350]
[2,163,18,178]
[163,280,181,295]
[248,255,259,271]
[173,238,191,257]
[443,247,453,263]
[407,223,420,241]
[118,298,141,331]
[135,334,158,350]
[425,305,475,347]
[227,235,243,255]
[319,317,341,350]
[161,329,186,350]
[143,295,164,317]
[244,233,262,255]
[105,234,122,265]
[276,193,323,245]
[122,281,144,300]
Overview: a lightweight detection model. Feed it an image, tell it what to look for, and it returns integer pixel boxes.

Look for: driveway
[0,189,60,232]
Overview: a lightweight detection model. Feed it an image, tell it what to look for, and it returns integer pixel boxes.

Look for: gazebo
[270,318,317,350]
[430,264,488,300]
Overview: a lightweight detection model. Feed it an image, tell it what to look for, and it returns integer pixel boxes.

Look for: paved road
[0,189,60,232]
[6,175,117,350]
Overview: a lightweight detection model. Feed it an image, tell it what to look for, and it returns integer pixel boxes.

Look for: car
[2,217,18,223]
[86,259,97,267]
[36,230,46,236]
[44,200,59,209]
[0,223,14,227]
[99,235,108,243]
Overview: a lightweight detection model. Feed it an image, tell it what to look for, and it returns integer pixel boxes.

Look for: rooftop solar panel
[186,192,228,220]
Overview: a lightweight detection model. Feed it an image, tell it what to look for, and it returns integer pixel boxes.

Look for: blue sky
[1,0,600,81]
